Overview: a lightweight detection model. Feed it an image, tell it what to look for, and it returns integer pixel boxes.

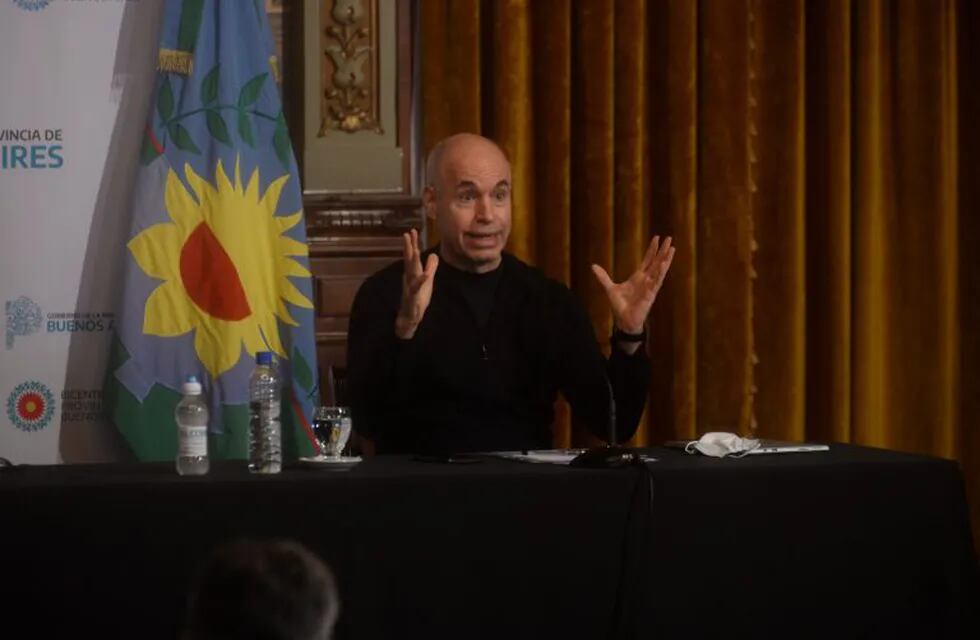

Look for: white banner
[0,0,161,463]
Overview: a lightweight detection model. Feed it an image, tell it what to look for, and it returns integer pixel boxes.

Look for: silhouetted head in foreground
[184,538,340,640]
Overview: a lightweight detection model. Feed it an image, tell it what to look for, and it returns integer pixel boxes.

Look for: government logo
[7,381,55,432]
[5,296,42,349]
[5,298,114,349]
[12,0,51,11]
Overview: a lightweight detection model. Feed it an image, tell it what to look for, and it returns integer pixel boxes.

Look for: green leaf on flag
[273,117,291,169]
[292,346,314,392]
[168,123,201,154]
[158,76,174,121]
[140,131,161,165]
[238,111,255,147]
[238,72,268,107]
[201,64,220,105]
[206,109,231,145]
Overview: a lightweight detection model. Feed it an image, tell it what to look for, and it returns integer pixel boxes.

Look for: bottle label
[178,425,208,457]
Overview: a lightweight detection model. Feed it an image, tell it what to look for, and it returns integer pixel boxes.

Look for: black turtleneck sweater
[346,250,651,455]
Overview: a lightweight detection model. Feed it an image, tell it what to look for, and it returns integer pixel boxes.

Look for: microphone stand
[569,373,643,468]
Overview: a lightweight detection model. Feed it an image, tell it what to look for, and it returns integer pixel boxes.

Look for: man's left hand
[591,235,675,335]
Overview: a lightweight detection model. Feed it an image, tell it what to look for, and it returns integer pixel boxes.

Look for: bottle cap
[182,375,202,395]
[256,351,273,365]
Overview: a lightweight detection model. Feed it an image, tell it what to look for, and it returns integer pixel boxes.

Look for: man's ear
[422,185,437,220]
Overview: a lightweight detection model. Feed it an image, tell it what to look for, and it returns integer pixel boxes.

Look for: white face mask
[684,432,761,458]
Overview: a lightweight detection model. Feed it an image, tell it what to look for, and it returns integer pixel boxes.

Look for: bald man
[347,133,674,455]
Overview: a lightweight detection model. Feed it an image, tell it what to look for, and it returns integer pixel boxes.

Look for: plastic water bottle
[175,375,209,475]
[248,351,282,474]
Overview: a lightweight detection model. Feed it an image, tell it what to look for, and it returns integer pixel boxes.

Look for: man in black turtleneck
[347,133,675,455]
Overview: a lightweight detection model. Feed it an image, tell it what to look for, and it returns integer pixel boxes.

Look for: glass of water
[312,406,352,458]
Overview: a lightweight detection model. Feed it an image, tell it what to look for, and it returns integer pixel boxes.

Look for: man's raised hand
[591,235,675,335]
[395,229,439,339]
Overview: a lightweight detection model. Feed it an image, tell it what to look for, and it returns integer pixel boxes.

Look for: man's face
[425,141,512,273]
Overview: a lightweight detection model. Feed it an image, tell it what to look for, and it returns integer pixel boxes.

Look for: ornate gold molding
[318,0,383,135]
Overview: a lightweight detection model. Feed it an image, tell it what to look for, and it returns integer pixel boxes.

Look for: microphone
[569,368,642,469]
[606,373,617,447]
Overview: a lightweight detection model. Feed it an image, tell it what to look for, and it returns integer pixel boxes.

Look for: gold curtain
[420,0,979,539]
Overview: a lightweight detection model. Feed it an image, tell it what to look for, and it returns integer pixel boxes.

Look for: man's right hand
[395,229,439,340]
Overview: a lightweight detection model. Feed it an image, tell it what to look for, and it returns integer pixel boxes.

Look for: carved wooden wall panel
[276,0,422,403]
[319,0,382,135]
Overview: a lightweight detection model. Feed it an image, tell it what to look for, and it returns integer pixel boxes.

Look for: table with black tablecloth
[0,444,976,639]
[636,445,979,639]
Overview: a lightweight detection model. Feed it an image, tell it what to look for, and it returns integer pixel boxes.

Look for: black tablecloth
[0,456,645,639]
[639,445,980,639]
[0,444,976,639]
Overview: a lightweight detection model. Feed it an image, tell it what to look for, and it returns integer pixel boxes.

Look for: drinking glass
[312,406,352,458]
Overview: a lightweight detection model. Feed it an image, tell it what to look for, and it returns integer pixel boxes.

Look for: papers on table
[490,449,657,466]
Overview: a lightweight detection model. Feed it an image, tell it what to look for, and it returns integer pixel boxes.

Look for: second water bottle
[248,351,281,474]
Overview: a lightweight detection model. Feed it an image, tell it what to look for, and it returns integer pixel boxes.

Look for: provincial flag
[106,0,320,460]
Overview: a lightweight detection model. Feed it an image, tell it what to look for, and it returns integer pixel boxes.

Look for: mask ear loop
[684,441,699,455]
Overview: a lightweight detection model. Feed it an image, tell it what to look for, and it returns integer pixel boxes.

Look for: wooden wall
[277,0,422,403]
